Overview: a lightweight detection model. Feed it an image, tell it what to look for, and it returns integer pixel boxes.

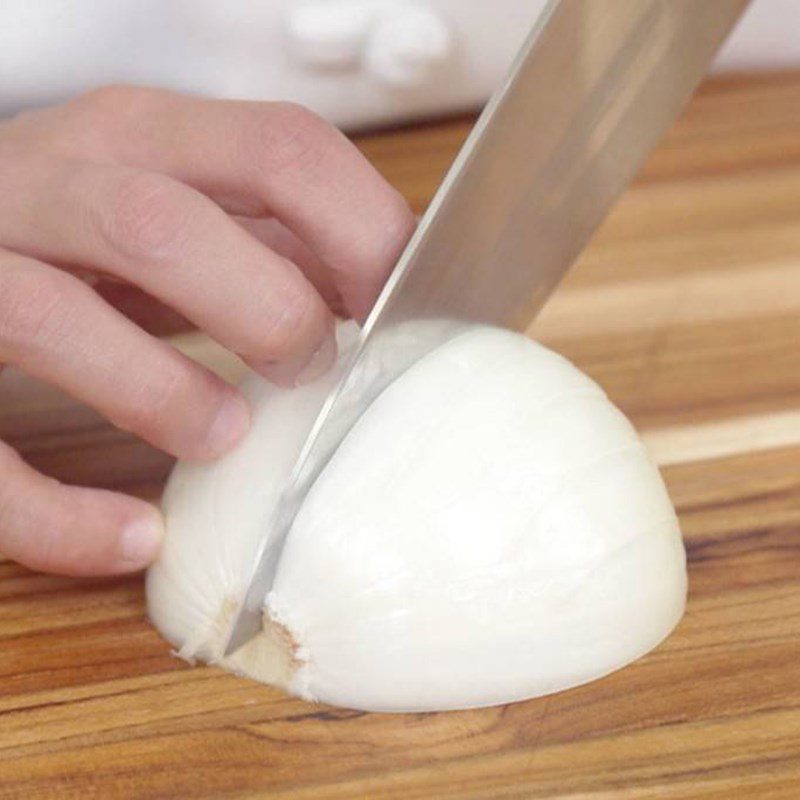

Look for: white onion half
[147,325,686,712]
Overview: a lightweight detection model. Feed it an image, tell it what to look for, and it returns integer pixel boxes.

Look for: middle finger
[0,154,335,386]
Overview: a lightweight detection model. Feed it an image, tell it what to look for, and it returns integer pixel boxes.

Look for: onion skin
[147,324,686,712]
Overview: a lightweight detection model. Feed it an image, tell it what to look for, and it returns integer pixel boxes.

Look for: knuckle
[260,287,319,359]
[246,102,335,178]
[0,262,74,353]
[101,171,193,262]
[16,85,154,159]
[74,84,154,119]
[271,101,326,132]
[236,282,318,363]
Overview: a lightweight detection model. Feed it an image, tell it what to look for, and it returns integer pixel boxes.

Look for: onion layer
[147,325,686,712]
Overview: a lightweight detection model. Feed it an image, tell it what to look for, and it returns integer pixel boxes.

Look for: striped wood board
[0,71,799,798]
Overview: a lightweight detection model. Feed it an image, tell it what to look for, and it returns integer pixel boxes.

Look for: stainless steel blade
[224,0,749,656]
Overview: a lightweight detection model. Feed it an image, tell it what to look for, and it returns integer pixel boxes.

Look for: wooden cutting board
[1,71,800,799]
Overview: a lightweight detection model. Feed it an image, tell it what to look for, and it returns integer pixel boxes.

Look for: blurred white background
[0,0,798,129]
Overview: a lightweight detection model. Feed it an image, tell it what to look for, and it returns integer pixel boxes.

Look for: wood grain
[1,71,800,799]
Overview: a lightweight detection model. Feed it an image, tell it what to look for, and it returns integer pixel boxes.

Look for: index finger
[63,87,417,321]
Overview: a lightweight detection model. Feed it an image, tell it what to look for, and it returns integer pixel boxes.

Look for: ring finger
[0,154,335,386]
[0,249,250,461]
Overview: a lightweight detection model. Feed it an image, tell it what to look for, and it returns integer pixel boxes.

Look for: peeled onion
[147,324,686,712]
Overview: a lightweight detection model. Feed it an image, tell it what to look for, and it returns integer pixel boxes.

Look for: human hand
[0,86,415,577]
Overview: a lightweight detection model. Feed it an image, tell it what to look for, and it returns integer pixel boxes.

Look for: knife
[224,0,749,656]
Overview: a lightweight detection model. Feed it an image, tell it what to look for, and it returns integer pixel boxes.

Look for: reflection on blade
[223,0,750,656]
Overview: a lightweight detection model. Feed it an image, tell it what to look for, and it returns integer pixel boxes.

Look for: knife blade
[224,0,749,656]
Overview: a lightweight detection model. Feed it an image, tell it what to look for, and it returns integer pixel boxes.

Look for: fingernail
[296,333,338,385]
[120,513,164,566]
[257,333,337,388]
[206,394,250,456]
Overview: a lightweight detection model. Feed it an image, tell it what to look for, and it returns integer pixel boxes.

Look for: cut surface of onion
[147,324,686,712]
